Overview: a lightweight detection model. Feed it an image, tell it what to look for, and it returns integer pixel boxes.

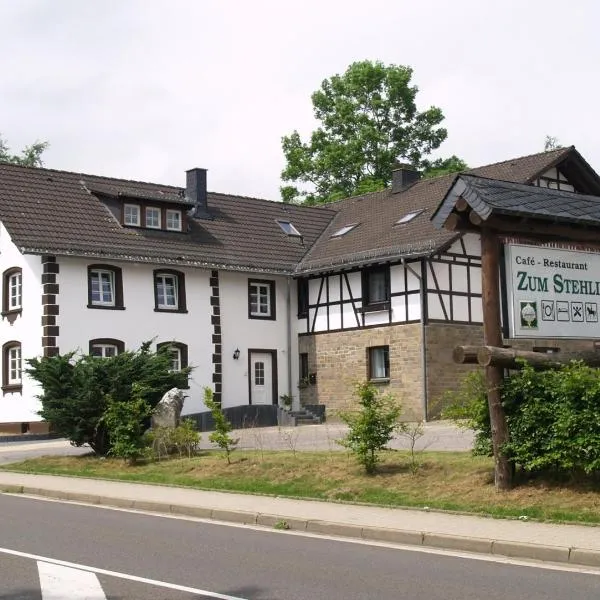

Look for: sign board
[504,244,600,339]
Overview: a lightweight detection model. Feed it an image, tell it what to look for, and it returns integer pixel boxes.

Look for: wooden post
[480,228,513,490]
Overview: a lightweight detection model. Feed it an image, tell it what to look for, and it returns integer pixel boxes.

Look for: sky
[1,0,598,200]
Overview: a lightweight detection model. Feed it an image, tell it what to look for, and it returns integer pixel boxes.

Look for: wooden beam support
[455,197,469,212]
[480,227,513,491]
[476,346,600,370]
[452,345,480,364]
[469,211,483,226]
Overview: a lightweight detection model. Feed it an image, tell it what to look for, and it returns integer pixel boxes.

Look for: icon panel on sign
[541,300,555,321]
[585,302,598,323]
[556,301,570,322]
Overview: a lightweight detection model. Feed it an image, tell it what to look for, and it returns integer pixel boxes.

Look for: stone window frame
[248,279,276,320]
[367,345,390,383]
[89,338,125,358]
[87,264,125,310]
[2,267,23,319]
[153,269,187,313]
[2,340,22,394]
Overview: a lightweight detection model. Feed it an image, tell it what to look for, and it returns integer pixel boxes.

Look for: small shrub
[204,388,238,464]
[338,381,402,474]
[146,420,201,459]
[103,384,152,464]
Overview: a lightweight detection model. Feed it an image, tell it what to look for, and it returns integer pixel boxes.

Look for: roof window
[395,209,424,225]
[277,220,302,237]
[331,224,358,238]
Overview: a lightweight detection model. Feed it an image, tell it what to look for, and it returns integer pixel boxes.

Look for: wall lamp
[233,348,240,360]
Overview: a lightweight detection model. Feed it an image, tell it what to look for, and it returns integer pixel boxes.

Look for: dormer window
[124,204,140,226]
[277,220,302,237]
[166,210,182,231]
[145,207,161,229]
[331,224,358,238]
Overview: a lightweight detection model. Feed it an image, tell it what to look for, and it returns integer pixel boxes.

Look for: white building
[1,146,599,432]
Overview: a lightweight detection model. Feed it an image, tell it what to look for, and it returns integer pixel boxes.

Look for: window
[153,269,187,312]
[87,265,124,309]
[157,342,189,386]
[277,220,302,237]
[145,207,162,229]
[368,346,389,381]
[362,266,390,310]
[124,204,141,226]
[254,361,265,385]
[166,210,182,231]
[248,279,276,320]
[2,341,22,393]
[396,209,424,225]
[297,278,309,318]
[299,353,309,381]
[89,338,124,358]
[330,224,358,238]
[2,267,22,315]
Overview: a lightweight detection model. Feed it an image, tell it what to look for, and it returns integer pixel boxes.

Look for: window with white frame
[145,207,161,229]
[8,271,22,310]
[89,338,124,358]
[248,279,275,319]
[124,204,141,226]
[156,342,189,385]
[166,210,182,231]
[368,346,389,381]
[169,347,182,372]
[2,341,22,391]
[89,269,115,305]
[91,344,118,358]
[155,273,178,309]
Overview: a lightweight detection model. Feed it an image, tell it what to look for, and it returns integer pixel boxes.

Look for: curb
[0,433,61,444]
[2,485,600,569]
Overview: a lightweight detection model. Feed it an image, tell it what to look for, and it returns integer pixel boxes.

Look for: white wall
[0,223,43,422]
[219,271,296,409]
[57,257,213,415]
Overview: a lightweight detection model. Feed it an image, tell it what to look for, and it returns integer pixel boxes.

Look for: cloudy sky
[1,0,597,199]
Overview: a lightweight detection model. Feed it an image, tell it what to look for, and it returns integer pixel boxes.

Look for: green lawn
[4,449,600,524]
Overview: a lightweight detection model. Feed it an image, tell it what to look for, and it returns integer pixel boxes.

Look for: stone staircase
[278,405,324,426]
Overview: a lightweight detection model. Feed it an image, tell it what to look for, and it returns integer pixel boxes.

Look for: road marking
[38,561,106,599]
[5,495,600,577]
[0,547,247,600]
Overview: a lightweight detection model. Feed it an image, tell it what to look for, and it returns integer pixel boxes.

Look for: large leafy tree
[0,134,48,167]
[281,60,463,204]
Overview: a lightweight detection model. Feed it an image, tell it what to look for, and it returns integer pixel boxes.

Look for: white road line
[0,547,247,600]
[38,561,106,599]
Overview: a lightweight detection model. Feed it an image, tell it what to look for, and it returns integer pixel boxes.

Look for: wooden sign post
[480,228,512,490]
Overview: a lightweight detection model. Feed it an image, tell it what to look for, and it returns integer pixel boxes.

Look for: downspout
[286,276,293,407]
[403,259,428,421]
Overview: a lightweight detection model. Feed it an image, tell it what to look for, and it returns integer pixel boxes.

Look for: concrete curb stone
[2,484,600,569]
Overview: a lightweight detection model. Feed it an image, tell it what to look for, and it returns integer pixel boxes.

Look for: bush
[204,388,238,464]
[146,419,201,459]
[444,362,600,477]
[338,381,402,474]
[27,342,192,456]
[103,385,152,464]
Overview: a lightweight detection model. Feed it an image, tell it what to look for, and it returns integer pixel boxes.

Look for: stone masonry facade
[425,322,595,418]
[298,323,424,419]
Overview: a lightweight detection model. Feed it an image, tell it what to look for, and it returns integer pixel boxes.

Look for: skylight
[277,220,302,237]
[331,224,358,238]
[396,209,424,225]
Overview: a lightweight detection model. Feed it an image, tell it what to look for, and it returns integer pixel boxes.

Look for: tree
[26,342,191,456]
[0,134,48,167]
[280,60,462,204]
[422,155,469,179]
[204,387,238,464]
[338,381,402,474]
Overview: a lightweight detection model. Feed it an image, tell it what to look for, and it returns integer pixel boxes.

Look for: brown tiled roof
[0,146,594,276]
[295,147,587,274]
[0,162,335,274]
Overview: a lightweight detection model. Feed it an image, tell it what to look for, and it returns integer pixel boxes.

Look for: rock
[152,388,186,429]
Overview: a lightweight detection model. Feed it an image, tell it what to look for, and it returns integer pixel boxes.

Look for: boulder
[152,388,186,429]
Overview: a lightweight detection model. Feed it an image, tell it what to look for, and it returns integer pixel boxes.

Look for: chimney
[186,168,210,219]
[391,163,420,193]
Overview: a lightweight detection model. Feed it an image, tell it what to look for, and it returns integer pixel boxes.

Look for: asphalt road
[0,495,598,600]
[0,440,89,465]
